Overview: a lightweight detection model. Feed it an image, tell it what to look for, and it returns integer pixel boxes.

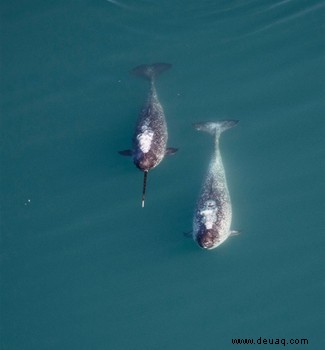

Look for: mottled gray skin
[193,121,238,250]
[119,63,176,206]
[132,81,168,171]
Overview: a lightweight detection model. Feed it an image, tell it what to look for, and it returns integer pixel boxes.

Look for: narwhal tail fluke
[132,63,172,81]
[193,120,239,137]
[141,171,148,208]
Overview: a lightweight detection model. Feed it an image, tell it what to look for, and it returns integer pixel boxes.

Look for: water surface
[1,1,324,349]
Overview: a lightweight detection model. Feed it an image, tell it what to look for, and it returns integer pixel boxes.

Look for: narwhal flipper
[118,149,132,156]
[183,231,193,238]
[230,230,241,236]
[165,147,178,155]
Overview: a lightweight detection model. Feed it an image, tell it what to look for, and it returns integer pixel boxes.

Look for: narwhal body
[119,63,177,206]
[192,120,239,249]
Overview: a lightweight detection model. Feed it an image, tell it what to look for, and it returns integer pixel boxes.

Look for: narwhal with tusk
[119,63,177,207]
[192,120,240,249]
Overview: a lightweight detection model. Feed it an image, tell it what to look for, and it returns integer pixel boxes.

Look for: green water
[1,1,324,349]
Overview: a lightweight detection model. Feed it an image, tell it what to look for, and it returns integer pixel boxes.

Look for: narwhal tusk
[142,171,148,207]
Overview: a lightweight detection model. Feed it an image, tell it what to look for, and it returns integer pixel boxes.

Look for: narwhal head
[196,228,220,250]
[134,157,152,171]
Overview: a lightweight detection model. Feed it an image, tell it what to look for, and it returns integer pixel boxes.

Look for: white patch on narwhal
[137,123,154,153]
[199,200,218,230]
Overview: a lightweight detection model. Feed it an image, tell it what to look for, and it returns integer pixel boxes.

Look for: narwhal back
[119,63,177,207]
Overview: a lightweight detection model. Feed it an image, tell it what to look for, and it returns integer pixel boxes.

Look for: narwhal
[192,120,239,249]
[119,63,177,207]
